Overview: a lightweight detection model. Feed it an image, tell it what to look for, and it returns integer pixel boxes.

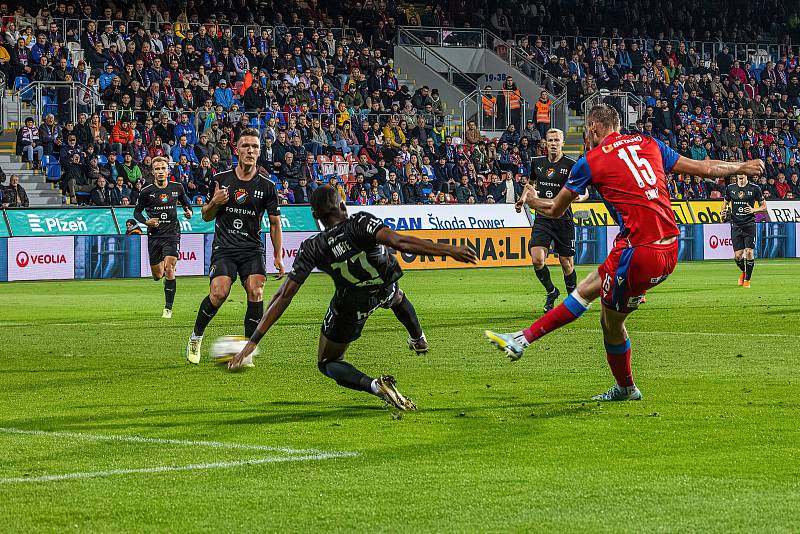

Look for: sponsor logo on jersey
[234,188,248,204]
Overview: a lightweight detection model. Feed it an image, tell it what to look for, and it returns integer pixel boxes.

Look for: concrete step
[28,196,62,206]
[17,182,58,191]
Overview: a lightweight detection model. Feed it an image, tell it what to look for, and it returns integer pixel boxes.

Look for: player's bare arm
[520,183,579,219]
[376,228,478,264]
[672,157,765,179]
[202,183,228,221]
[179,190,194,219]
[268,213,285,278]
[229,278,302,369]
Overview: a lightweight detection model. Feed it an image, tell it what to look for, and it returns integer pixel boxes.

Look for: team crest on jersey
[737,191,744,198]
[547,167,555,177]
[159,193,170,203]
[234,188,248,204]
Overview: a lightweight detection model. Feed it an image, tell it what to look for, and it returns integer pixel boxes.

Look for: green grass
[0,261,799,532]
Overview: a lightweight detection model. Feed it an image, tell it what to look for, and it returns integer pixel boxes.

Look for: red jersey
[566,132,680,246]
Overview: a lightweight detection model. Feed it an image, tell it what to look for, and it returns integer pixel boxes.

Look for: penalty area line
[0,453,353,484]
[0,427,358,457]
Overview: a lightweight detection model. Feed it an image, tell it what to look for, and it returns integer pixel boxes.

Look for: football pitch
[1,261,798,532]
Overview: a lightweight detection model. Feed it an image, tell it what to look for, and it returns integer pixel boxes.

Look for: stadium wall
[0,203,798,281]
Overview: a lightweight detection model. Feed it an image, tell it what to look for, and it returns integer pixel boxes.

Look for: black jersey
[211,170,280,252]
[133,182,192,237]
[289,212,402,291]
[724,182,763,226]
[530,155,576,220]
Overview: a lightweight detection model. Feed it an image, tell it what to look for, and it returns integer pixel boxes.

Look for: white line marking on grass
[0,453,352,484]
[576,328,800,339]
[0,428,358,484]
[0,427,350,455]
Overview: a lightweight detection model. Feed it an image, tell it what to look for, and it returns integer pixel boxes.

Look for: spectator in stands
[3,175,29,207]
[16,117,44,164]
[90,176,111,206]
[62,152,90,204]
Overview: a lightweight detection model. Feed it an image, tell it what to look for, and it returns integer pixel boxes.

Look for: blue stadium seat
[46,165,61,182]
[41,155,57,169]
[14,76,29,90]
[75,191,91,204]
[97,155,108,165]
[249,117,260,128]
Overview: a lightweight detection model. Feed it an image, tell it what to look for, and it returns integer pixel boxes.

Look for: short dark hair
[238,128,260,140]
[310,185,342,220]
[586,104,621,131]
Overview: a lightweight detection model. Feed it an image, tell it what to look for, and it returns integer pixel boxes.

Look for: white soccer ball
[210,335,258,364]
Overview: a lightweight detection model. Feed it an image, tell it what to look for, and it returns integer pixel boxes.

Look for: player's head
[151,156,169,183]
[736,174,749,186]
[311,185,347,224]
[236,128,261,167]
[585,104,621,148]
[545,128,564,157]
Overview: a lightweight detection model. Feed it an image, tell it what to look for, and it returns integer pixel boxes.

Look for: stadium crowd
[3,0,800,206]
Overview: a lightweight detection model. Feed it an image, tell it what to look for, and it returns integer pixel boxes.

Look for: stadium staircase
[1,90,62,205]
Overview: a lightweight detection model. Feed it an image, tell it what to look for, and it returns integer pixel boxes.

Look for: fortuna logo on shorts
[15,250,67,268]
[234,189,248,204]
[159,193,170,203]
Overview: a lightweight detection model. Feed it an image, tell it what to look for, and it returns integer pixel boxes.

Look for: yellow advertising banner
[571,201,695,225]
[689,201,726,224]
[395,228,558,270]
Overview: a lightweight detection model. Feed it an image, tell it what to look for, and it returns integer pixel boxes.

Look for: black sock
[192,296,220,337]
[244,300,264,338]
[318,360,374,392]
[164,279,176,309]
[535,266,556,293]
[564,270,577,294]
[391,294,423,339]
[745,259,755,281]
[735,258,746,272]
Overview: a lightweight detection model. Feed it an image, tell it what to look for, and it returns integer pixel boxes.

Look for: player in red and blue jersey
[486,104,764,401]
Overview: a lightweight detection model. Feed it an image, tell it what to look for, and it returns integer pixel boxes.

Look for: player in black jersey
[722,174,767,288]
[521,129,586,313]
[227,185,477,411]
[186,129,284,364]
[133,156,193,318]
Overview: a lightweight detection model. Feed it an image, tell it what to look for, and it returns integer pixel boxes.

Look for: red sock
[523,295,587,343]
[605,339,633,387]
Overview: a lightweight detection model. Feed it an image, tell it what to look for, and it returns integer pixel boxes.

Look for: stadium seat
[41,155,57,170]
[46,164,61,182]
[317,155,334,175]
[332,155,349,177]
[97,155,108,165]
[14,76,29,91]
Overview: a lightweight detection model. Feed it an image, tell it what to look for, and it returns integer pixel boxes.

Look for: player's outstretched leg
[531,246,559,313]
[743,248,755,288]
[187,277,231,364]
[317,334,416,411]
[485,270,599,360]
[162,256,177,319]
[592,305,642,401]
[390,290,427,353]
[734,250,746,286]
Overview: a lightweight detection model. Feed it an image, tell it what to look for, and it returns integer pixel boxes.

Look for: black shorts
[209,248,266,283]
[322,283,399,344]
[529,217,575,257]
[731,223,756,251]
[148,236,180,265]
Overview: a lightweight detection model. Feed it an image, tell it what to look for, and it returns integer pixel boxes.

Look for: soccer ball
[210,335,258,364]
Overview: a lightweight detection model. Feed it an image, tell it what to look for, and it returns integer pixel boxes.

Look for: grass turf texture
[0,260,798,532]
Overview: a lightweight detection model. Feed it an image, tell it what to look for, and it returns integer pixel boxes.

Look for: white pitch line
[0,427,349,456]
[576,328,800,339]
[0,453,353,484]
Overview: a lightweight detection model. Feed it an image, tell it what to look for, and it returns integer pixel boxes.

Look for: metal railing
[582,91,645,129]
[460,89,528,133]
[396,28,479,93]
[18,81,103,126]
[512,34,790,66]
